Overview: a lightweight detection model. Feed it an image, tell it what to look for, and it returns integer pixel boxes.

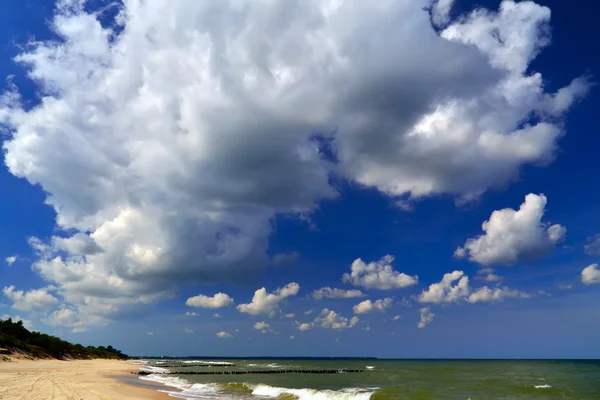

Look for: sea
[133,358,600,399]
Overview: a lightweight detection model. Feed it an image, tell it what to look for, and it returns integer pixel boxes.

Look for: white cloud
[581,264,600,285]
[467,286,530,303]
[5,256,17,266]
[284,313,295,318]
[584,235,600,256]
[312,287,365,300]
[557,284,572,291]
[352,298,393,314]
[393,315,401,321]
[0,0,585,327]
[297,322,313,332]
[418,307,435,329]
[1,314,33,330]
[343,256,418,290]
[146,331,154,335]
[185,312,199,317]
[304,309,313,315]
[289,335,295,340]
[185,293,234,309]
[431,0,455,26]
[417,271,471,304]
[237,283,299,316]
[314,308,359,330]
[216,331,232,339]
[254,321,270,330]
[2,286,59,311]
[184,327,193,333]
[213,313,220,318]
[455,194,566,266]
[476,268,503,283]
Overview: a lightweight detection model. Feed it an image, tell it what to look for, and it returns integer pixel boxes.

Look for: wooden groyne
[133,368,364,376]
[145,363,235,368]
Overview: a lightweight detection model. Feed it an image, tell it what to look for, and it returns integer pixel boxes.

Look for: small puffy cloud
[237,283,299,317]
[557,284,572,290]
[418,307,435,329]
[417,271,470,304]
[314,309,359,330]
[581,264,600,285]
[312,287,365,300]
[1,314,33,330]
[271,252,301,267]
[455,194,566,266]
[5,256,17,266]
[254,321,270,330]
[184,328,193,333]
[343,256,418,290]
[2,286,59,311]
[289,335,295,340]
[297,322,313,332]
[284,313,295,318]
[584,235,600,256]
[216,331,232,339]
[185,312,199,317]
[467,286,530,303]
[476,268,503,283]
[146,331,154,335]
[186,293,234,309]
[213,313,220,318]
[304,309,313,315]
[353,298,393,314]
[393,315,401,321]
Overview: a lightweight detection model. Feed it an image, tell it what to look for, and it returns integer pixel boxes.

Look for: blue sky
[0,0,599,359]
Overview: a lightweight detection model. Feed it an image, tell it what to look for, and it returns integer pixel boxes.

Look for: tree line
[0,317,127,360]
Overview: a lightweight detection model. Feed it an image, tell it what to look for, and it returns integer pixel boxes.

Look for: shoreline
[0,358,171,399]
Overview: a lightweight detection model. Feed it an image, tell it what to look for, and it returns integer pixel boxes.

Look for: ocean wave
[251,383,377,399]
[139,365,170,374]
[138,372,377,400]
[534,384,552,389]
[246,363,298,369]
[183,360,234,365]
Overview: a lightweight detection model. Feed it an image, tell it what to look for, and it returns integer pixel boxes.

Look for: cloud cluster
[2,286,59,311]
[185,293,234,309]
[254,321,270,330]
[0,0,585,326]
[417,271,470,304]
[418,270,529,305]
[352,298,393,314]
[581,264,600,285]
[312,287,365,300]
[5,256,17,266]
[216,331,232,339]
[418,307,435,329]
[314,309,359,330]
[455,194,566,266]
[343,256,418,290]
[237,283,299,317]
[584,235,600,256]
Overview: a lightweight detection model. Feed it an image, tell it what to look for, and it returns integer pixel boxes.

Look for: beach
[0,358,170,399]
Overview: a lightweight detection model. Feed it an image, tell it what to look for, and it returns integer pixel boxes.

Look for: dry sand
[0,358,170,399]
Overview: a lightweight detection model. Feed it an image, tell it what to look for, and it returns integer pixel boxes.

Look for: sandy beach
[0,358,169,399]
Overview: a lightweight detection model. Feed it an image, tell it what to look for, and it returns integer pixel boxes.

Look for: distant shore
[0,358,169,399]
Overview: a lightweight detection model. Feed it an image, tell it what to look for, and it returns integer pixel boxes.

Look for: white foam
[365,366,375,370]
[246,363,297,369]
[251,384,377,399]
[140,373,236,399]
[183,360,234,366]
[534,384,552,389]
[140,365,170,374]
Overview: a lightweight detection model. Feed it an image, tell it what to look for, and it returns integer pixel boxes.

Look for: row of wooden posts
[134,368,364,376]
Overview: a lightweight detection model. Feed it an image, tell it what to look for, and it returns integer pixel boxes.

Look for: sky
[0,0,599,359]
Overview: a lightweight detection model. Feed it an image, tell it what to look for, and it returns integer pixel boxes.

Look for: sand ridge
[0,358,169,399]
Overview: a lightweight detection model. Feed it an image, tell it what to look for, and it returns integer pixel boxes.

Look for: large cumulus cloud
[0,0,587,327]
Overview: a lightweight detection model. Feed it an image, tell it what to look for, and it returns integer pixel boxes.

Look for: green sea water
[139,359,600,399]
